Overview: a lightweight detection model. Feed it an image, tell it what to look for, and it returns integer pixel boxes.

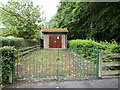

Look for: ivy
[0,46,17,84]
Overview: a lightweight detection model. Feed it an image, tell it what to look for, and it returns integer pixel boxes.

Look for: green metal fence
[13,47,99,82]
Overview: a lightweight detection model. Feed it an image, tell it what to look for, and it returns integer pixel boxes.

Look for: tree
[0,0,45,39]
[48,2,120,42]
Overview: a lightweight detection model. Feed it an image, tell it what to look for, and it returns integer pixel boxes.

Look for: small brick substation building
[42,28,69,48]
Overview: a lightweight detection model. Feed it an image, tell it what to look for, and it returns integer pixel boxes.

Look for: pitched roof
[42,28,69,33]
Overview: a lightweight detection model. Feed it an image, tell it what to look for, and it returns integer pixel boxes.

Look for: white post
[99,54,102,78]
[9,70,13,83]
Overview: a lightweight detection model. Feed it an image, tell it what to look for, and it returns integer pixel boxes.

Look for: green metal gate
[13,48,99,82]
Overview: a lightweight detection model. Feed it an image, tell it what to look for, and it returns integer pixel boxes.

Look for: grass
[15,49,97,81]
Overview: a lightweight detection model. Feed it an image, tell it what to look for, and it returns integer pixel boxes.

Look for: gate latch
[56,58,60,61]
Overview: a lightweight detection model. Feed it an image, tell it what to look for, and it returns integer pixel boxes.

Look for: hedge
[1,38,38,48]
[68,39,120,53]
[68,39,120,62]
[0,46,17,84]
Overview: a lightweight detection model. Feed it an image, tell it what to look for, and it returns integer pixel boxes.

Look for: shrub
[110,45,120,53]
[69,39,106,49]
[0,46,17,84]
[1,38,38,48]
[68,39,119,53]
[24,39,38,47]
[67,40,70,48]
[68,39,119,62]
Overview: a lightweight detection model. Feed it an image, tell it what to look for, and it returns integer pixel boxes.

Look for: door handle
[54,41,56,43]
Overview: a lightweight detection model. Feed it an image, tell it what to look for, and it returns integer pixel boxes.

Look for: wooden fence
[17,45,40,57]
[99,53,120,78]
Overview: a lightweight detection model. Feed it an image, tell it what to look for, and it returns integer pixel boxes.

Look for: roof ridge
[43,28,67,29]
[42,28,69,33]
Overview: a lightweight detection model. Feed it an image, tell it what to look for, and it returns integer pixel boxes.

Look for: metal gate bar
[13,48,99,82]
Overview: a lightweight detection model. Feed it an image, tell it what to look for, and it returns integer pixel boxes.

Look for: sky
[33,0,60,21]
[0,0,60,28]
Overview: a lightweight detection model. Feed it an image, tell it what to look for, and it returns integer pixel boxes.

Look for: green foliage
[102,58,119,62]
[110,45,120,53]
[24,39,38,47]
[0,46,17,84]
[0,0,45,39]
[48,2,120,42]
[69,39,107,49]
[69,39,119,53]
[68,39,120,62]
[1,38,38,48]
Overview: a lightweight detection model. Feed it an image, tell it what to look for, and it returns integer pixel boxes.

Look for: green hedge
[0,46,17,84]
[1,38,38,48]
[69,39,120,53]
[110,45,120,53]
[69,39,107,49]
[68,39,120,62]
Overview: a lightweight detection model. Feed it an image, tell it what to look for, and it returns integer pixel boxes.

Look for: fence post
[96,48,99,78]
[56,49,59,81]
[12,53,15,83]
[99,54,102,78]
[17,47,18,79]
[9,70,13,83]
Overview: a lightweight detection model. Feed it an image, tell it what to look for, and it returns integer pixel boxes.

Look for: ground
[2,49,120,89]
[15,49,97,80]
[4,78,119,88]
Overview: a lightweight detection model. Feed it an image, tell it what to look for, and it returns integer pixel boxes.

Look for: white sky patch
[33,0,60,21]
[0,0,60,22]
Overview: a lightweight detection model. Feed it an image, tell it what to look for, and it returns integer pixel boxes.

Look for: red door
[56,35,62,48]
[49,34,62,48]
